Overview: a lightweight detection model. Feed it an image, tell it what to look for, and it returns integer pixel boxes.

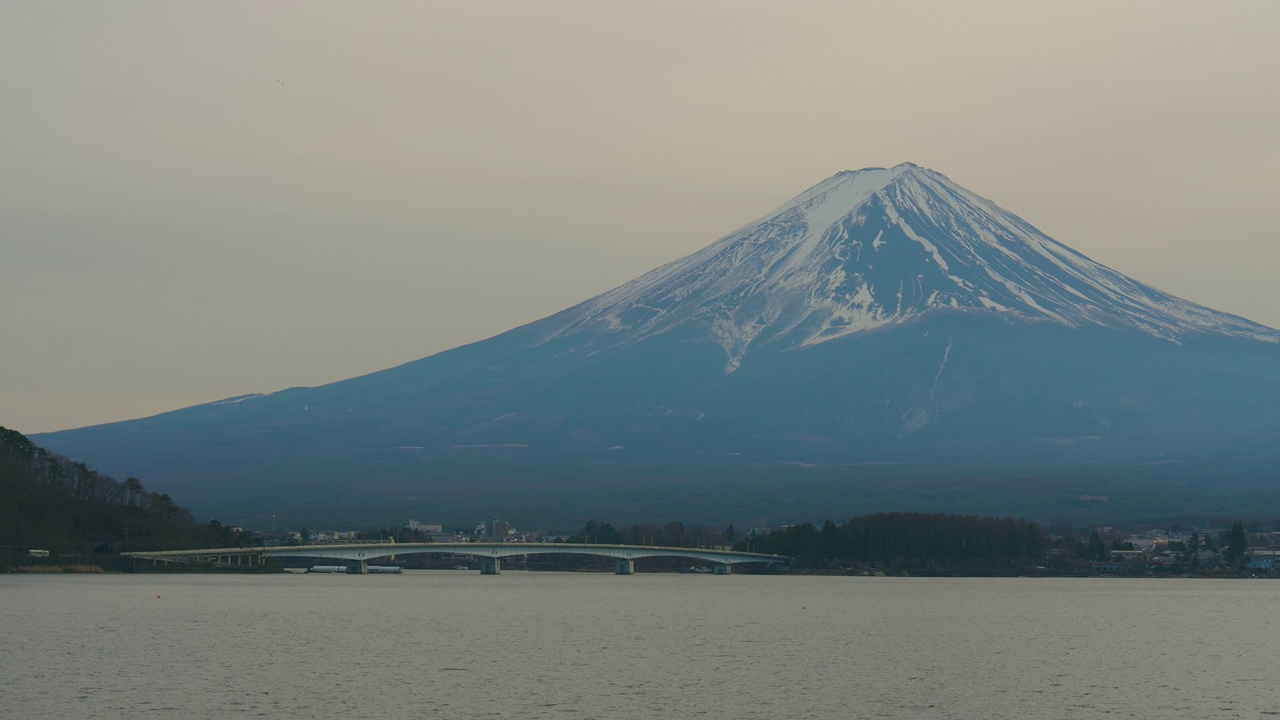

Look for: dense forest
[1,426,254,568]
[742,513,1262,575]
[746,513,1048,573]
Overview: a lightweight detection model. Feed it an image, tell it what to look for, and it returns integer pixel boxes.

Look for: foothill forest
[0,426,257,572]
[2,425,1269,578]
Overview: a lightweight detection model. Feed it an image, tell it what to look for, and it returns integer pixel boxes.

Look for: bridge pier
[480,557,501,575]
[348,560,367,574]
[615,559,634,575]
[714,563,731,575]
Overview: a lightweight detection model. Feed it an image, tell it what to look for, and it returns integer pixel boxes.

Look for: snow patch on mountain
[539,163,1279,372]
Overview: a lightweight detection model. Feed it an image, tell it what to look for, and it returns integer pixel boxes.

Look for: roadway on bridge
[125,541,789,575]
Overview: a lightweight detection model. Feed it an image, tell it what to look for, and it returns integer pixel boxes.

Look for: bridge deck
[125,541,788,567]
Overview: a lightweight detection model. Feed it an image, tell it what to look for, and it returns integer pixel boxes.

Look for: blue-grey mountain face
[33,164,1280,526]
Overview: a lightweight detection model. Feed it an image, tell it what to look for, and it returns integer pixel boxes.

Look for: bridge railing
[124,542,789,569]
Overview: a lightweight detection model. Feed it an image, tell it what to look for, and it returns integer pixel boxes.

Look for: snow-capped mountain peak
[541,164,1278,372]
[783,162,915,232]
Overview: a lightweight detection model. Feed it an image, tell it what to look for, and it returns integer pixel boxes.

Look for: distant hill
[0,426,248,562]
[32,164,1280,528]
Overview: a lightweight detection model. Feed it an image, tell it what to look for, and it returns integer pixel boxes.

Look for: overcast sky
[3,1,1278,434]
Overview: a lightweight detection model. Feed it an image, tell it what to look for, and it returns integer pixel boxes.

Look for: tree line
[1,426,254,564]
[746,513,1047,573]
[741,513,1262,574]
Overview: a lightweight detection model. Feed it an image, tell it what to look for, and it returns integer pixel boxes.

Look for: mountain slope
[32,164,1280,527]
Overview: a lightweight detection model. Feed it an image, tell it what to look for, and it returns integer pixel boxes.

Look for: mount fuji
[33,164,1280,526]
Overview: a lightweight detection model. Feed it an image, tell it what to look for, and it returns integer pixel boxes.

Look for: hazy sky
[3,1,1278,434]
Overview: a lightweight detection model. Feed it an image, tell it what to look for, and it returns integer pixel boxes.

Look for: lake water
[2,572,1278,719]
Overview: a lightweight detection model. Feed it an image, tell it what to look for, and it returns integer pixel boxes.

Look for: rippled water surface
[3,572,1278,718]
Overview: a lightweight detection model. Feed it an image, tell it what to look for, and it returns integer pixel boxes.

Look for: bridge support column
[348,560,367,574]
[615,559,634,575]
[713,563,731,575]
[480,557,501,575]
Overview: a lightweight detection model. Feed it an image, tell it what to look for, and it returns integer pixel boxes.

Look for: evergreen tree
[1087,531,1107,561]
[1226,520,1248,567]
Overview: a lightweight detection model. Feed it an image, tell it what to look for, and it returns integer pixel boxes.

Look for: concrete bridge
[123,542,789,575]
